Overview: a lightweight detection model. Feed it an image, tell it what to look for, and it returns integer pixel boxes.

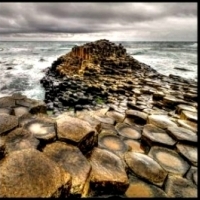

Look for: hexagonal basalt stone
[98,134,128,156]
[147,115,177,129]
[56,114,96,153]
[0,108,13,115]
[142,124,176,147]
[164,175,197,197]
[88,147,129,194]
[0,113,18,135]
[24,117,56,142]
[14,106,29,117]
[167,126,197,143]
[43,141,91,197]
[16,98,46,114]
[125,175,168,197]
[125,152,167,187]
[0,149,71,197]
[186,166,198,185]
[5,128,40,153]
[0,96,15,108]
[115,123,141,140]
[177,119,197,133]
[106,111,125,123]
[125,109,148,125]
[176,104,197,115]
[148,146,190,176]
[180,110,197,123]
[176,143,197,167]
[123,139,145,153]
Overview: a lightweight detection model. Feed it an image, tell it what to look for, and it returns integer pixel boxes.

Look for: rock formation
[0,39,198,198]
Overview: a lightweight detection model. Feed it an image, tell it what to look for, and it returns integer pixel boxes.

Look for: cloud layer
[0,3,197,41]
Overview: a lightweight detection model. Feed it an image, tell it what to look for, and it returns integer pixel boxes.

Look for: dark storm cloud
[0,2,197,40]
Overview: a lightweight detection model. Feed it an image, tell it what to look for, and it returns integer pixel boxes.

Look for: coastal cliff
[0,40,197,198]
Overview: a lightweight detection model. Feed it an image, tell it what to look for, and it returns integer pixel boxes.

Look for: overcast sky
[0,2,197,41]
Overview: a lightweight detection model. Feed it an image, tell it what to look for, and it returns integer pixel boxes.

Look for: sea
[0,41,197,100]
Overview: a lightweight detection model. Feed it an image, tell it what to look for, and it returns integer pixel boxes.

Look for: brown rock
[147,115,177,129]
[176,143,197,166]
[142,124,176,147]
[0,113,18,135]
[43,141,91,197]
[125,152,167,187]
[5,128,40,153]
[164,175,197,197]
[148,146,190,176]
[0,149,71,197]
[88,147,129,194]
[56,113,96,153]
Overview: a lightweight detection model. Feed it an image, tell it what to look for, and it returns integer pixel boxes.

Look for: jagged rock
[4,128,40,153]
[56,113,97,153]
[0,149,71,197]
[125,152,167,186]
[43,141,91,197]
[88,147,129,195]
[115,123,141,140]
[166,126,197,143]
[148,146,190,176]
[164,175,197,197]
[125,175,168,197]
[147,115,177,129]
[142,124,176,147]
[0,113,18,135]
[176,143,197,166]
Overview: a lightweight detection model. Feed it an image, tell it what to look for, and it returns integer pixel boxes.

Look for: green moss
[95,96,104,104]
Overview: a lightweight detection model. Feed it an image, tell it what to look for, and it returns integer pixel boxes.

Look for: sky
[0,2,197,41]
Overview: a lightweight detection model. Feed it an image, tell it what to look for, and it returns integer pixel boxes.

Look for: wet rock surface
[0,40,198,197]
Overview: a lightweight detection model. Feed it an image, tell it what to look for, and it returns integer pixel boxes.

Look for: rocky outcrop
[0,40,198,198]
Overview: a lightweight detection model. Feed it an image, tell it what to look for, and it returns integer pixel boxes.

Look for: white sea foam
[0,41,197,100]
